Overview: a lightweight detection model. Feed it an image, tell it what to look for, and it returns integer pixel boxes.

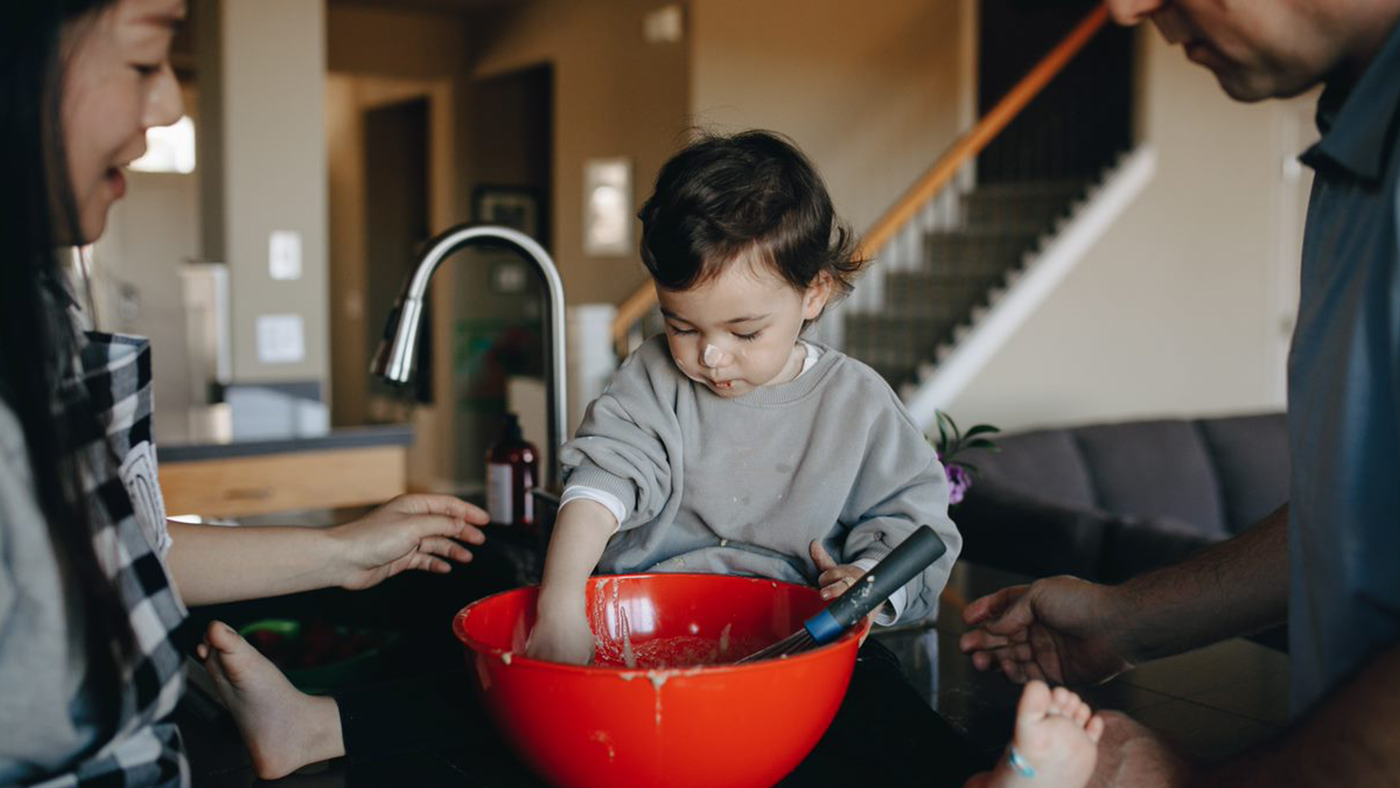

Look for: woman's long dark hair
[1,0,132,730]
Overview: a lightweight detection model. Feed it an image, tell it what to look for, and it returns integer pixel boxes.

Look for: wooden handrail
[613,275,660,350]
[858,5,1108,260]
[610,4,1109,351]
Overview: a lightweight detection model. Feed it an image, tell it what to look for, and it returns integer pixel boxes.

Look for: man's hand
[329,494,489,591]
[959,575,1135,687]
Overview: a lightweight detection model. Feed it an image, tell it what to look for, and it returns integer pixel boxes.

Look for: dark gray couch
[954,413,1288,583]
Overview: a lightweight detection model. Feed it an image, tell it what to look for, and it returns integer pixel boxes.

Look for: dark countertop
[159,424,414,463]
[173,557,1289,787]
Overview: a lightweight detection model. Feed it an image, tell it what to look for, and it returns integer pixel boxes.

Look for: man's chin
[1214,73,1276,103]
[1212,67,1320,103]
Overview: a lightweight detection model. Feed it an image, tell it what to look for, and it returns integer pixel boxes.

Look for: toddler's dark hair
[638,130,866,311]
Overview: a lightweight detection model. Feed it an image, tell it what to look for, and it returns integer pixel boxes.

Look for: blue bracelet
[1008,746,1036,778]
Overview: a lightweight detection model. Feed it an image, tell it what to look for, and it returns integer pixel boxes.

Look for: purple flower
[945,462,971,505]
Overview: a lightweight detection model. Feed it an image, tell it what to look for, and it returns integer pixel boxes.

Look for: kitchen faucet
[371,224,567,490]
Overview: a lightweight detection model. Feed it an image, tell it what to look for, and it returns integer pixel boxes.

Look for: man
[960,0,1400,785]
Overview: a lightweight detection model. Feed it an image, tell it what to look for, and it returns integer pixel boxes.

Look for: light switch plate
[269,230,302,281]
[256,314,305,364]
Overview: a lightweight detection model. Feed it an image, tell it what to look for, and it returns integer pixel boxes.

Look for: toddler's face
[656,255,830,398]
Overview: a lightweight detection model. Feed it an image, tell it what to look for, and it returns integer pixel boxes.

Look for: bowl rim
[452,572,870,677]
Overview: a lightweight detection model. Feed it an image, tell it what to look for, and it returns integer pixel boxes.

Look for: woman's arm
[164,494,488,606]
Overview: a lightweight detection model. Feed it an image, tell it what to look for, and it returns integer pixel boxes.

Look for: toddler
[527,131,962,664]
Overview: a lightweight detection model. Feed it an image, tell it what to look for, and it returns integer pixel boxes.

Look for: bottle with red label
[486,412,538,527]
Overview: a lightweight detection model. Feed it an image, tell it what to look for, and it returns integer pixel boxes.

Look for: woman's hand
[329,494,489,591]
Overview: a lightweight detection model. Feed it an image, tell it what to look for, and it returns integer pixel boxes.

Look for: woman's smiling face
[60,0,185,244]
[657,252,830,398]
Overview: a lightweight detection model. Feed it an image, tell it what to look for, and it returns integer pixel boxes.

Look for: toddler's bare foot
[198,621,346,780]
[976,680,1105,788]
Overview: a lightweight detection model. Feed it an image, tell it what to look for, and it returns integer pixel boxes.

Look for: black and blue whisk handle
[802,526,947,644]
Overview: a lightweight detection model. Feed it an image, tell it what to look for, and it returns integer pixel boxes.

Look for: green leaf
[935,412,950,453]
[967,439,1000,451]
[964,424,1001,438]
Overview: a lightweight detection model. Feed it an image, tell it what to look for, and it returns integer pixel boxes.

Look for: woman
[0,1,489,783]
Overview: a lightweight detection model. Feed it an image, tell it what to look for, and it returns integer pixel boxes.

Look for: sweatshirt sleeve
[839,376,963,624]
[0,465,16,637]
[558,338,684,530]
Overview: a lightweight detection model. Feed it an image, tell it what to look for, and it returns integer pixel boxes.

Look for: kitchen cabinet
[158,425,412,518]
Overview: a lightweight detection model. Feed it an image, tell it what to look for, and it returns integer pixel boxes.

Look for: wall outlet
[256,314,305,364]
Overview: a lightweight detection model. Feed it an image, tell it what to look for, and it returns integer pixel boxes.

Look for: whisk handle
[803,526,947,644]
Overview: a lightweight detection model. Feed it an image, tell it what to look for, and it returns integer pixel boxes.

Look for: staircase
[841,179,1088,388]
[609,6,1140,430]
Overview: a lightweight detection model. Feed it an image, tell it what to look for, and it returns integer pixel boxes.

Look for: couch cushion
[1072,420,1228,537]
[957,481,1111,579]
[1196,414,1289,533]
[968,429,1097,511]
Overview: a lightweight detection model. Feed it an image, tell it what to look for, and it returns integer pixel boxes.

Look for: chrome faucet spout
[371,224,568,490]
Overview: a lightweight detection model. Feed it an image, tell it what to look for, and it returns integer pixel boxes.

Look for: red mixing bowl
[453,573,869,788]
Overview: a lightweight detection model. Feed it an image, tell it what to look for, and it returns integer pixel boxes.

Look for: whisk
[736,526,947,664]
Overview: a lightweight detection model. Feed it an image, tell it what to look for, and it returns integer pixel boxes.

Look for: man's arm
[1114,503,1290,661]
[962,505,1289,685]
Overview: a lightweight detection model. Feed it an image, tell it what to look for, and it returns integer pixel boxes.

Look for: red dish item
[453,573,868,788]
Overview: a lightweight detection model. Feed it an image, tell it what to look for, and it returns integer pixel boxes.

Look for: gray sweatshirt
[561,336,961,623]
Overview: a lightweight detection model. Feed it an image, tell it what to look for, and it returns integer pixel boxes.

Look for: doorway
[977,0,1135,183]
[364,97,433,408]
[449,63,555,487]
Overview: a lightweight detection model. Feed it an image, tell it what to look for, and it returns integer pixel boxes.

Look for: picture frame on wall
[583,157,633,256]
[474,185,544,244]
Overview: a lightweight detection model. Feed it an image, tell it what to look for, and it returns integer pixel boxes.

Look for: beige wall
[472,0,691,306]
[325,3,472,491]
[205,0,330,386]
[945,28,1315,432]
[689,0,968,235]
[328,3,472,82]
[325,2,474,227]
[94,172,201,443]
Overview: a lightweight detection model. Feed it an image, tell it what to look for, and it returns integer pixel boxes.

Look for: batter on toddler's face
[656,244,831,400]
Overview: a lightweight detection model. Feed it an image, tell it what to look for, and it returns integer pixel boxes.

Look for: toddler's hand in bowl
[525,609,596,665]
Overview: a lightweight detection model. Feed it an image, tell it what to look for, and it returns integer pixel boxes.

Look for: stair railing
[610,5,1110,360]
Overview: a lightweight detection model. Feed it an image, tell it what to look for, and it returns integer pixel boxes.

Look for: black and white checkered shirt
[30,332,190,787]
